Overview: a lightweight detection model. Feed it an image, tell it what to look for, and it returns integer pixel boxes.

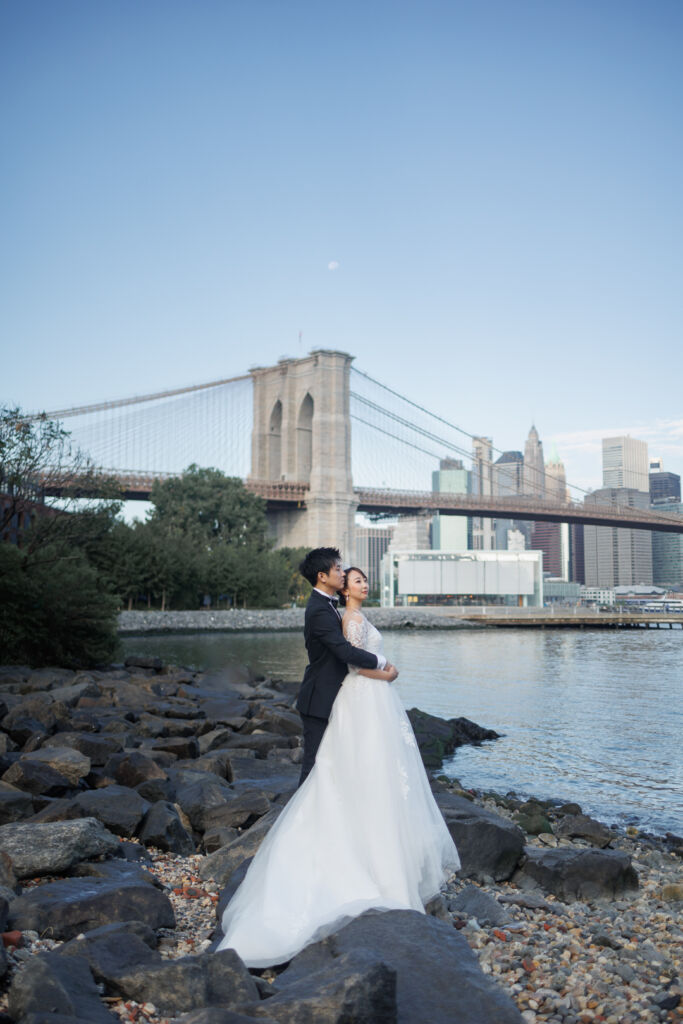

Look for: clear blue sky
[2,0,682,492]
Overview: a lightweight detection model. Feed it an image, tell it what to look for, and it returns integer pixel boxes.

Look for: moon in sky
[327,260,340,271]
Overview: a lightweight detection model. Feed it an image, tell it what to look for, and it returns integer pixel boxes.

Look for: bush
[0,544,119,668]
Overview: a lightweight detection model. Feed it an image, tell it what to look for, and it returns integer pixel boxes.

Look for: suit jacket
[295,589,379,720]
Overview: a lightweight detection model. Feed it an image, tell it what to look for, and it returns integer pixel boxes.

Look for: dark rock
[435,791,525,881]
[215,857,253,923]
[151,735,200,759]
[252,949,397,1023]
[138,801,195,855]
[174,774,234,832]
[24,796,84,824]
[198,728,236,755]
[60,918,157,951]
[513,846,639,901]
[277,909,522,1023]
[555,813,614,848]
[57,924,161,981]
[124,655,163,671]
[69,858,160,888]
[192,750,233,780]
[514,809,553,836]
[227,755,299,796]
[203,826,240,854]
[8,952,117,1023]
[176,1011,277,1024]
[136,776,176,803]
[200,806,283,885]
[203,789,271,830]
[2,758,74,797]
[8,874,175,939]
[258,708,302,738]
[73,785,150,837]
[450,885,511,927]
[42,732,124,765]
[20,746,91,785]
[104,750,168,788]
[0,817,119,878]
[407,709,499,768]
[653,991,681,1011]
[107,948,259,1015]
[112,840,154,864]
[0,849,17,891]
[0,780,34,823]
[223,732,291,759]
[555,802,583,816]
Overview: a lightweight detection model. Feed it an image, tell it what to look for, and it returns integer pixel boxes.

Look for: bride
[216,567,460,967]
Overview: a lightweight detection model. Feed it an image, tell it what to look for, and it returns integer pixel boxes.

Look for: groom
[296,546,397,786]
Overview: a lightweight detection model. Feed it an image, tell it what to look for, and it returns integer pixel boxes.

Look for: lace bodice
[343,612,384,669]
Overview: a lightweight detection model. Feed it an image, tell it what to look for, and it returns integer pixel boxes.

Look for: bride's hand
[385,663,399,682]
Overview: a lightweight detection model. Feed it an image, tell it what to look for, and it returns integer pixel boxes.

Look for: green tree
[0,543,119,667]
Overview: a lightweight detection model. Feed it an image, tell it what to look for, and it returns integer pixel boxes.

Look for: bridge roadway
[43,472,683,534]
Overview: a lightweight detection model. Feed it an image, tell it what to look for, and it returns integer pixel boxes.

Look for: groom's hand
[385,663,399,682]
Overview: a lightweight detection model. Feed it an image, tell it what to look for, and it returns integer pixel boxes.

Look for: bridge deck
[38,473,683,533]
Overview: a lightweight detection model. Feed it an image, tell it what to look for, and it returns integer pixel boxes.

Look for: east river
[121,628,682,837]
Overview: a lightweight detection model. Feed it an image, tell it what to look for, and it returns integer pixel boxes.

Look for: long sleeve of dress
[344,615,367,674]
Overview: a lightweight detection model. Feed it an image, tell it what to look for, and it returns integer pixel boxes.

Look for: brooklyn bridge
[30,350,683,554]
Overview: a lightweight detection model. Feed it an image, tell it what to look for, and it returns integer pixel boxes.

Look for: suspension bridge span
[33,350,683,555]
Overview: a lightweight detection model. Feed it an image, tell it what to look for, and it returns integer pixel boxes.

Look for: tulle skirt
[216,675,460,967]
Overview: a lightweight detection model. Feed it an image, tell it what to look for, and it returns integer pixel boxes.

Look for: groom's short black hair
[299,547,342,587]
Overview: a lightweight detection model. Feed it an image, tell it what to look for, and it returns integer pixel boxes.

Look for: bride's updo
[338,566,367,607]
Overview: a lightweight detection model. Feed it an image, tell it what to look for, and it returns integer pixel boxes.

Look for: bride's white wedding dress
[216,612,460,967]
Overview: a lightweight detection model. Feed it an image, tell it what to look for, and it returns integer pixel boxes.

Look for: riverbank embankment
[118,607,480,635]
[118,607,683,636]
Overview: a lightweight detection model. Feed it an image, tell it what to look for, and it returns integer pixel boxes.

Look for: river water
[121,628,682,836]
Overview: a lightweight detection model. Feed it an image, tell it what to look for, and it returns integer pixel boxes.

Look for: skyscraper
[530,448,569,577]
[651,500,683,586]
[356,525,394,593]
[583,489,653,587]
[492,450,525,550]
[649,471,681,503]
[471,437,494,550]
[602,437,649,492]
[432,459,469,550]
[523,426,545,497]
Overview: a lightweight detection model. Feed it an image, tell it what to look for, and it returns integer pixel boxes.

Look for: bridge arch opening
[297,392,314,482]
[269,400,282,479]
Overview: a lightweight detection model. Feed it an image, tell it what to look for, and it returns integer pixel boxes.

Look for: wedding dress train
[216,614,460,967]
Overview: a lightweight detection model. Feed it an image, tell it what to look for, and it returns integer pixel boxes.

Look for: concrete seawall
[117,607,478,635]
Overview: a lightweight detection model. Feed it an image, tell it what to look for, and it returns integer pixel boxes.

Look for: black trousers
[298,712,328,788]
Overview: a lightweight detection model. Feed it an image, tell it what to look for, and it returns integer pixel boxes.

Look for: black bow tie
[328,597,339,605]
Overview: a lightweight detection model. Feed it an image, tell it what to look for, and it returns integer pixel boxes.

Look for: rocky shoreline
[0,660,679,1024]
[117,608,479,635]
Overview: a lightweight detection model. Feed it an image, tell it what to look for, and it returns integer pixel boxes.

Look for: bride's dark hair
[338,566,368,607]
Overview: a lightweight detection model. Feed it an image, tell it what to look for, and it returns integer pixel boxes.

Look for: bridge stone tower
[249,350,357,559]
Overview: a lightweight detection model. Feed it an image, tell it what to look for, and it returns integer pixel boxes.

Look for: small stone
[660,882,683,902]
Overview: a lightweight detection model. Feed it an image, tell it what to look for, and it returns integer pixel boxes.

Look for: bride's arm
[343,614,398,682]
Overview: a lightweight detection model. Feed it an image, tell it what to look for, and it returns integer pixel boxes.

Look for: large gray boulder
[20,746,91,785]
[275,909,522,1023]
[8,874,175,939]
[41,732,124,766]
[200,805,283,885]
[512,846,639,901]
[2,758,74,796]
[73,785,150,837]
[106,948,259,1016]
[435,791,525,881]
[138,800,195,855]
[0,818,118,878]
[0,780,34,824]
[554,813,614,848]
[8,952,117,1024]
[249,949,397,1023]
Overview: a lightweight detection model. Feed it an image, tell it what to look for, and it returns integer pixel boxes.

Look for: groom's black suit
[296,589,379,785]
